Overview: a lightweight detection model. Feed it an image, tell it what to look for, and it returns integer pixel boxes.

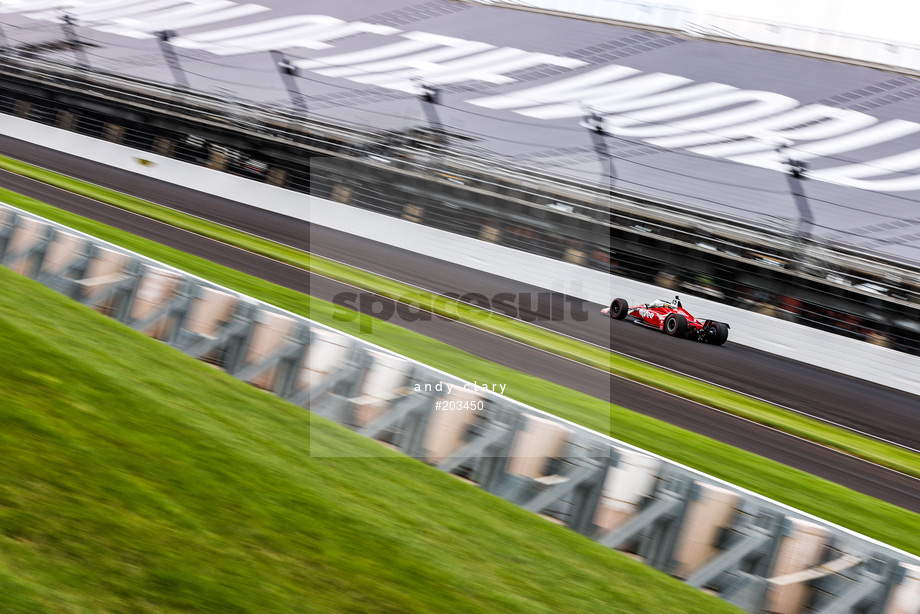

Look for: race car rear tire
[664,313,688,337]
[705,321,729,345]
[610,298,629,320]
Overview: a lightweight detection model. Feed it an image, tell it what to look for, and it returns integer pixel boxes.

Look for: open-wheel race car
[602,295,730,345]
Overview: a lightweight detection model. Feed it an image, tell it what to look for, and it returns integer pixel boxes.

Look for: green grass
[1,188,919,559]
[2,154,920,483]
[0,267,746,613]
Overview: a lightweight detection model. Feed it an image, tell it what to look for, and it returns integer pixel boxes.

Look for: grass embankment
[1,188,919,558]
[0,267,745,613]
[1,155,919,481]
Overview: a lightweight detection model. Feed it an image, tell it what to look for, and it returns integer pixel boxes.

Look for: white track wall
[2,112,917,396]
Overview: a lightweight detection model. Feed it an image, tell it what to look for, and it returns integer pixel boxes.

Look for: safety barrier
[3,201,919,613]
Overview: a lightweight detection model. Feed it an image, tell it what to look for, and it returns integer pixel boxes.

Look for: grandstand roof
[4,0,920,264]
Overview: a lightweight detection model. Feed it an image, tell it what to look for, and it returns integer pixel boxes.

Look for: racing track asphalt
[0,135,919,512]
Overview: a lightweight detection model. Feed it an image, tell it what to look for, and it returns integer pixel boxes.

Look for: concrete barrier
[673,483,741,579]
[41,230,84,276]
[887,564,920,614]
[766,518,832,613]
[352,351,411,428]
[130,267,182,338]
[424,388,484,464]
[506,414,573,479]
[243,311,298,390]
[593,449,662,532]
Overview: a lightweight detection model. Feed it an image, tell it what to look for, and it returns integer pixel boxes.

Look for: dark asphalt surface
[1,134,918,512]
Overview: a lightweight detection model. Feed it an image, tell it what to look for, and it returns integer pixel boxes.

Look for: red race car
[602,295,730,345]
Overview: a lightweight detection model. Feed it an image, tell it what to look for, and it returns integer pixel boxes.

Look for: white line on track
[5,166,920,482]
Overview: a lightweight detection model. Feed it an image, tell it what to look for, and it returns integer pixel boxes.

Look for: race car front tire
[610,298,629,320]
[664,313,688,337]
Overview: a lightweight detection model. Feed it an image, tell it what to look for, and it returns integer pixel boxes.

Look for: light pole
[59,12,89,70]
[416,81,445,143]
[0,22,10,57]
[777,143,814,240]
[773,142,818,277]
[269,49,307,116]
[581,107,615,194]
[156,30,189,89]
